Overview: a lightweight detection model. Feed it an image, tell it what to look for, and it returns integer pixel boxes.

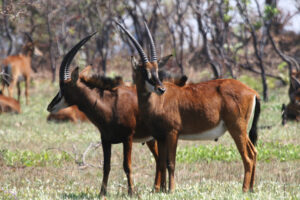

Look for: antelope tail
[249,96,261,146]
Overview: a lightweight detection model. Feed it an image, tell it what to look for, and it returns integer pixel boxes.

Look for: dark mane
[80,74,124,91]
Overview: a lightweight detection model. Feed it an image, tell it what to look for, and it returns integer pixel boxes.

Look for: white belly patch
[179,120,227,140]
[133,136,154,143]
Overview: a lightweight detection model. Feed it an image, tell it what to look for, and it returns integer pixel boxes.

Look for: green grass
[176,142,300,163]
[0,78,299,199]
[0,149,73,167]
[2,141,298,168]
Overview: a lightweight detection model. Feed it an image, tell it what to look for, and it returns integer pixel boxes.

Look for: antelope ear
[71,67,80,84]
[131,56,138,71]
[158,54,172,69]
[80,65,92,78]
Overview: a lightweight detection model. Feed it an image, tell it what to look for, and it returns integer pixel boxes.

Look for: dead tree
[194,0,222,79]
[236,0,268,101]
[2,0,13,56]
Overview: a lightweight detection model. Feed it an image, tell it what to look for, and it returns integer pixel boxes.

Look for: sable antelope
[47,34,187,196]
[116,21,261,193]
[0,91,21,114]
[1,34,43,105]
[282,72,300,125]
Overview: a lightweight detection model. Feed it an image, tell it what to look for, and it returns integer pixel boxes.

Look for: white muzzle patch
[145,81,156,93]
[51,96,68,113]
[48,92,68,113]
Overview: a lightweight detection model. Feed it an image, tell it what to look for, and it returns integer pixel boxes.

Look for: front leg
[123,136,133,196]
[100,140,112,196]
[157,139,167,192]
[166,132,179,193]
[146,139,160,191]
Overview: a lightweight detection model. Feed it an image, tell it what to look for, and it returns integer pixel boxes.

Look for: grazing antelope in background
[1,34,43,105]
[47,34,187,196]
[116,21,261,193]
[0,90,21,114]
[282,71,300,125]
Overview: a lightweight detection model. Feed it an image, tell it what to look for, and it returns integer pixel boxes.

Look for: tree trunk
[2,0,13,56]
[46,0,56,83]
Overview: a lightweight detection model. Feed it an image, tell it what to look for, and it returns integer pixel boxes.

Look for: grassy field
[0,78,299,200]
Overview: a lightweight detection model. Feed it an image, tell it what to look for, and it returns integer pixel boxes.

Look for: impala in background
[1,33,43,105]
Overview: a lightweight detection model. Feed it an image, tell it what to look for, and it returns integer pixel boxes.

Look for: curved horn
[59,32,96,90]
[115,21,149,64]
[144,21,157,62]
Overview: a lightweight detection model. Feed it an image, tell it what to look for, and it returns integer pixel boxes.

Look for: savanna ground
[0,72,299,200]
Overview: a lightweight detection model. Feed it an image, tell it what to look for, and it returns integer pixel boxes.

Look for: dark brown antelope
[47,34,187,196]
[116,21,261,193]
[282,72,300,125]
[0,91,21,114]
[1,34,43,105]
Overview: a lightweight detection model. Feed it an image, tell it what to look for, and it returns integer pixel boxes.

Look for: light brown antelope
[1,34,43,105]
[47,34,187,196]
[0,91,21,114]
[282,72,300,125]
[116,21,261,193]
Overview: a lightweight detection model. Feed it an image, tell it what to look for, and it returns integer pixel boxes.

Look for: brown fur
[288,71,300,103]
[1,41,40,105]
[282,71,300,125]
[134,62,260,193]
[283,102,300,122]
[0,94,21,114]
[47,105,89,123]
[48,65,187,196]
[118,21,260,193]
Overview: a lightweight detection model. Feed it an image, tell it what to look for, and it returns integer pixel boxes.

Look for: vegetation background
[0,0,299,199]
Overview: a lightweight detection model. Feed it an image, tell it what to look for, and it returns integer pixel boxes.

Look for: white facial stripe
[147,69,152,79]
[51,96,68,113]
[145,80,155,93]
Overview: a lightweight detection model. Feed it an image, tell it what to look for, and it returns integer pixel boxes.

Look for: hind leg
[248,140,257,191]
[1,82,5,95]
[8,78,17,98]
[227,122,257,192]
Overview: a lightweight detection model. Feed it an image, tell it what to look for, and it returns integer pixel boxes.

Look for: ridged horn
[144,21,157,62]
[115,20,149,64]
[59,32,96,90]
